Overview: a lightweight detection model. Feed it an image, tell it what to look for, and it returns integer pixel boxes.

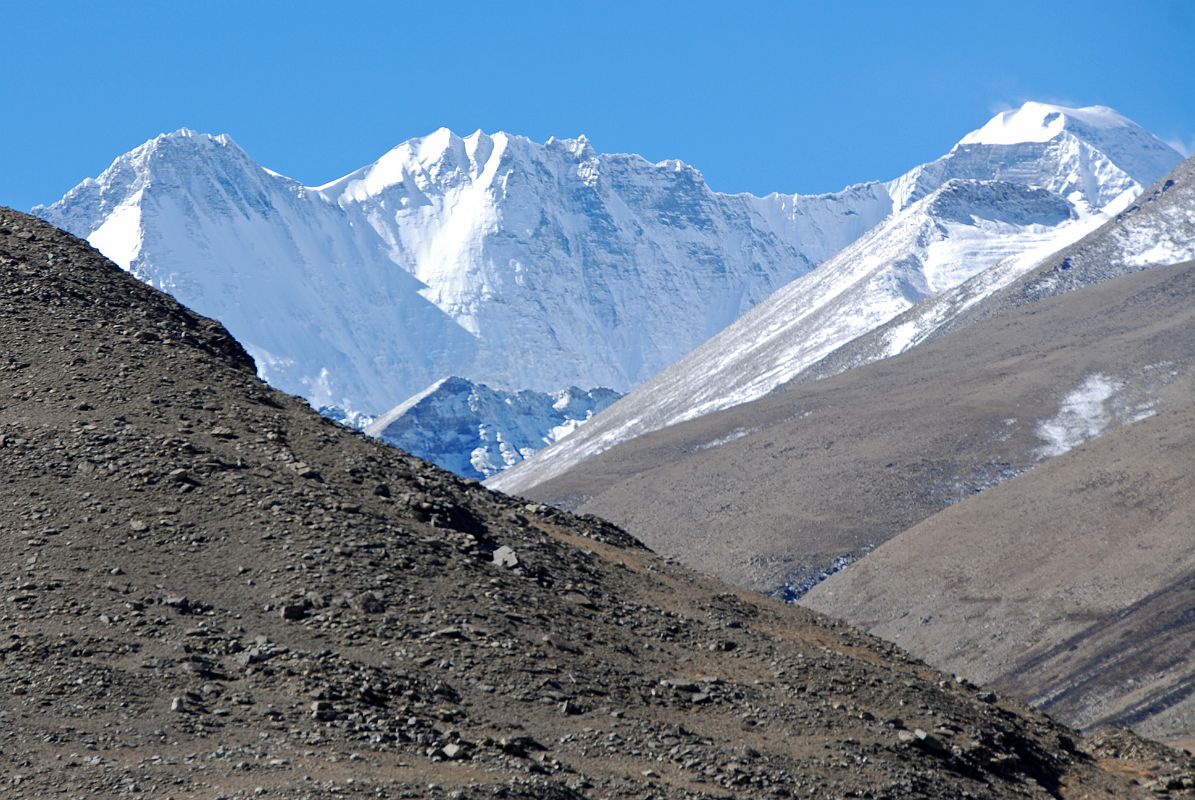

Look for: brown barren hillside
[803,400,1195,745]
[515,259,1195,599]
[6,209,1188,797]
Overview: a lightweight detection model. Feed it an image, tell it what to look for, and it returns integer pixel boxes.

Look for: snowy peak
[318,128,514,201]
[545,132,597,160]
[366,377,622,479]
[38,105,1184,484]
[959,102,1137,146]
[99,128,262,188]
[960,101,1184,189]
[960,100,1185,199]
[889,102,1182,213]
[42,124,873,416]
[38,129,259,242]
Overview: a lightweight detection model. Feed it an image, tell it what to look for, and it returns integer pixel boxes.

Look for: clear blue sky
[3,1,1192,210]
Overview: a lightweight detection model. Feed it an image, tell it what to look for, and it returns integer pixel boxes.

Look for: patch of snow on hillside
[694,427,759,451]
[1035,374,1124,458]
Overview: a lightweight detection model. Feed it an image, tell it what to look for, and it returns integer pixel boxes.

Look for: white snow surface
[491,106,1183,494]
[37,127,903,416]
[1034,371,1164,459]
[364,377,620,480]
[959,103,1180,191]
[1035,374,1125,458]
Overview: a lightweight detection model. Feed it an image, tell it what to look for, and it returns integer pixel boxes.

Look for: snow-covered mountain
[798,155,1195,383]
[37,103,1182,484]
[491,103,1184,494]
[36,127,896,415]
[364,377,620,479]
[36,130,478,414]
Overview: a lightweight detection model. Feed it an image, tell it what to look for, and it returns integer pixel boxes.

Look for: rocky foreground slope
[2,211,1191,797]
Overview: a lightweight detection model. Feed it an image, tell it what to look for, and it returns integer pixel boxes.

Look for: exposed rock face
[365,377,621,480]
[1,207,1183,797]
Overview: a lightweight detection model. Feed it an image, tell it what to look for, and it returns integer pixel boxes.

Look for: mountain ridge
[491,133,1182,495]
[36,126,889,409]
[38,104,1183,484]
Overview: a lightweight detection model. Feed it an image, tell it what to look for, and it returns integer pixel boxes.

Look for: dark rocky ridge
[0,207,1188,798]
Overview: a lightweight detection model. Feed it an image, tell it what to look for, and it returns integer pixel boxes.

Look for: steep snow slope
[799,156,1195,382]
[365,377,620,479]
[37,128,894,415]
[491,104,1182,495]
[36,130,476,413]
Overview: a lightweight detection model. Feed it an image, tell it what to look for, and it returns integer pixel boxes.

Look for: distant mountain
[496,156,1195,596]
[36,129,476,415]
[492,103,1183,494]
[365,377,620,479]
[35,128,894,415]
[38,103,1182,483]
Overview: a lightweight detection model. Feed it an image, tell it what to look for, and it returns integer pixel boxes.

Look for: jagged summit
[317,128,512,199]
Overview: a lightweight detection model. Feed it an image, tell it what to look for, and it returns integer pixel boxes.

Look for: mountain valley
[10,98,1195,797]
[7,208,1187,797]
